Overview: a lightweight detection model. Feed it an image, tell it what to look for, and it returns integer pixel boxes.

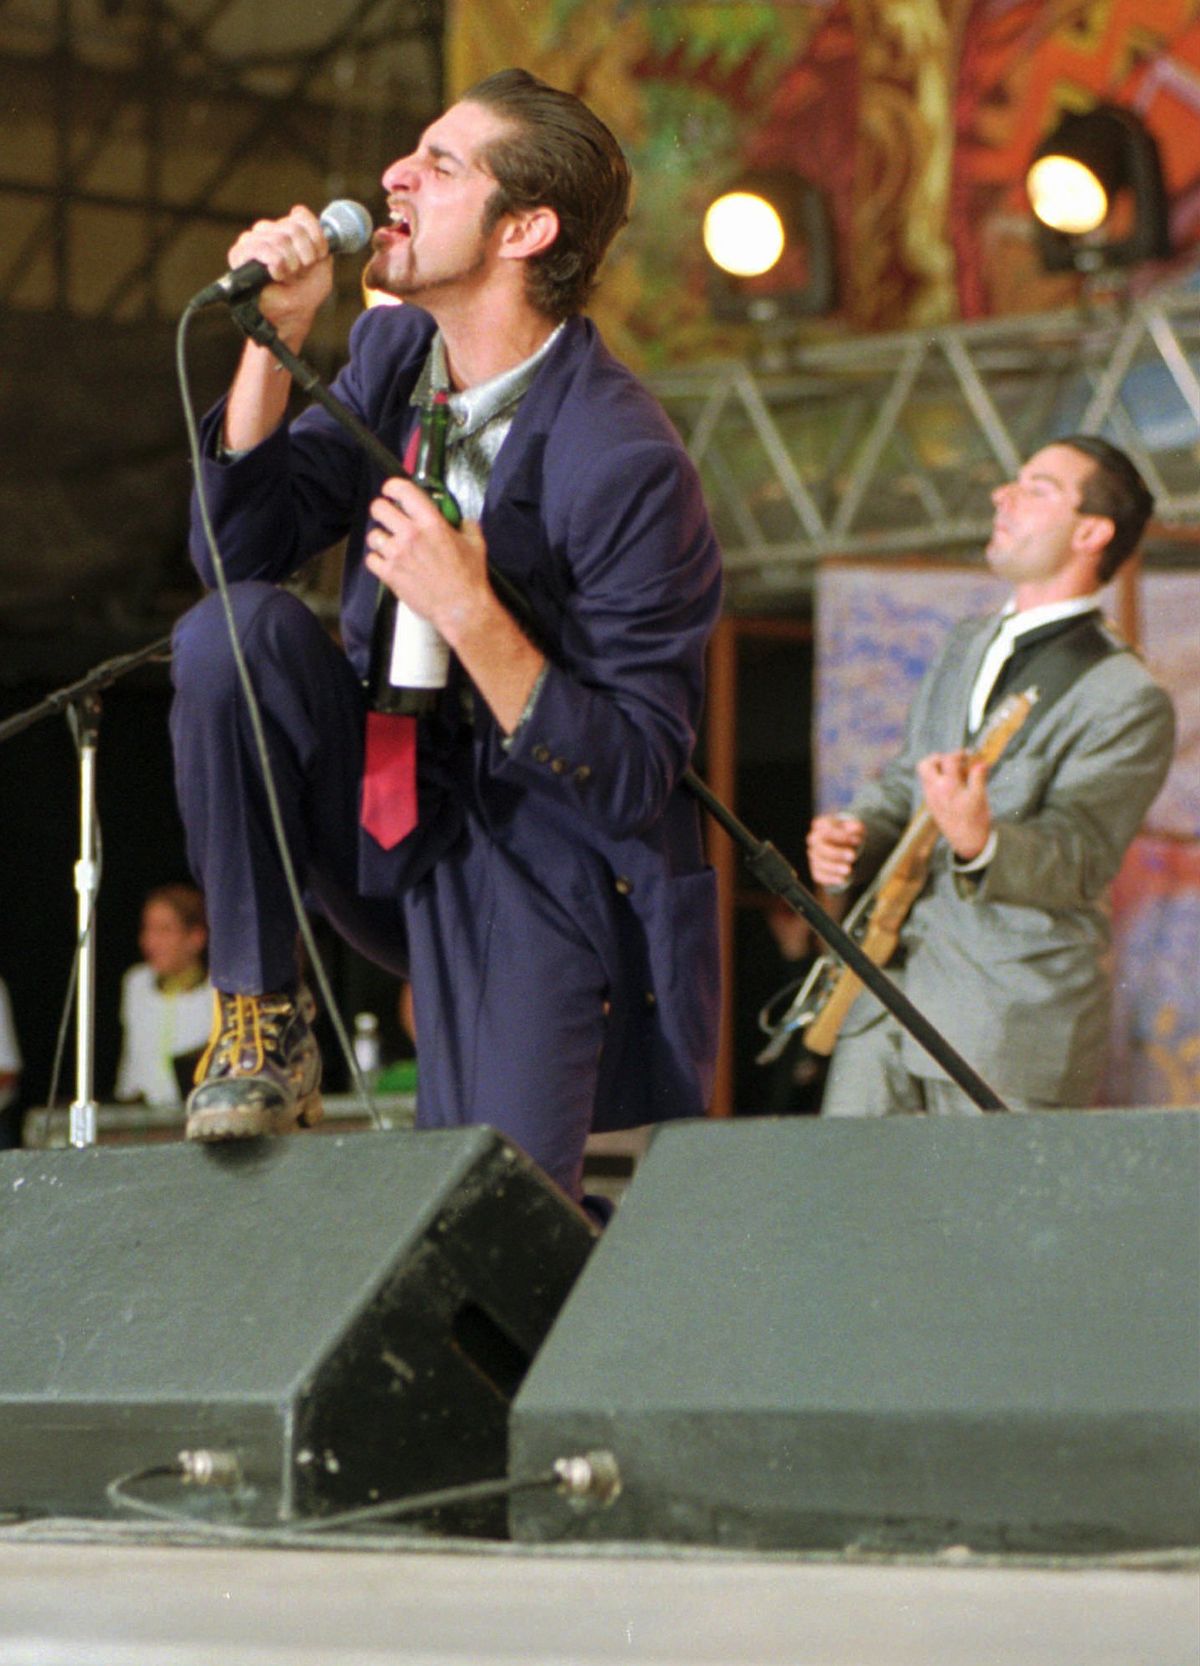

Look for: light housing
[1026,104,1171,274]
[704,170,837,322]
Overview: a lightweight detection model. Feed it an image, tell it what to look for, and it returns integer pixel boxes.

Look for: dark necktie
[983,615,1098,720]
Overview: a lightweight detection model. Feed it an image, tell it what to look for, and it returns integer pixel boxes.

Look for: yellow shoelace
[195,992,284,1082]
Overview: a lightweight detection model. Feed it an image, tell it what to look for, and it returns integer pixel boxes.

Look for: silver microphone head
[319,199,374,255]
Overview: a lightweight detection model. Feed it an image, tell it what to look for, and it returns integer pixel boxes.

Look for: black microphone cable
[174,299,383,1131]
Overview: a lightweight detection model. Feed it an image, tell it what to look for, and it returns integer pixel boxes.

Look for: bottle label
[388,603,450,690]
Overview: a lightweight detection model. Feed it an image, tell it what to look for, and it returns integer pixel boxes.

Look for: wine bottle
[365,390,462,715]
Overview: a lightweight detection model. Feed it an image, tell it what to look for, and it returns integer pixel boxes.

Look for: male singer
[807,437,1174,1116]
[171,70,722,1216]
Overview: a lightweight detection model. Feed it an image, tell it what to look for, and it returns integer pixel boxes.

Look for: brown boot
[186,989,323,1141]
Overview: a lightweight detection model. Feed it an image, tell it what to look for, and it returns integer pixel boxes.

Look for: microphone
[191,199,374,308]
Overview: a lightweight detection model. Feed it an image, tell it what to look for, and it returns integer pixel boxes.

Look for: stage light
[1026,104,1170,274]
[704,192,786,279]
[703,170,836,322]
[1026,155,1108,236]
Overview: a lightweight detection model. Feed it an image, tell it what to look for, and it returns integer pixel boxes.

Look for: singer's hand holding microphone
[190,199,374,319]
[193,196,488,708]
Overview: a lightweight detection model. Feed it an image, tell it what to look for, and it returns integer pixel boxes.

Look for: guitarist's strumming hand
[807,813,866,890]
[917,750,991,862]
[769,694,1033,1064]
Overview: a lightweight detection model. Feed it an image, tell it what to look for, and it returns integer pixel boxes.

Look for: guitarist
[807,436,1175,1117]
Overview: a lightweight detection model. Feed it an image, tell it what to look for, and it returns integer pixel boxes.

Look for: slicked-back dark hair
[462,68,631,320]
[1056,434,1155,581]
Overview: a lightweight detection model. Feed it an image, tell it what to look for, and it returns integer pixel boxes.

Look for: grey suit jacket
[840,611,1176,1104]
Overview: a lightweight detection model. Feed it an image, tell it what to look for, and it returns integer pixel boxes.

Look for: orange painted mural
[954,0,1200,317]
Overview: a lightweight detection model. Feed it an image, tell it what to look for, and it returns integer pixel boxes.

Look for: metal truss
[651,286,1200,608]
[0,0,443,341]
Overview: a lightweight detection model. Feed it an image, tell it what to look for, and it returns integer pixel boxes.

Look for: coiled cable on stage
[102,1447,621,1539]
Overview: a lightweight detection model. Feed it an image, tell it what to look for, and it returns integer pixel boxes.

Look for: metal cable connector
[177,1449,243,1489]
[552,1450,622,1507]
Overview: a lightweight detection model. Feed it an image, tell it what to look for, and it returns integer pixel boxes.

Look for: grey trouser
[821,1004,1053,1117]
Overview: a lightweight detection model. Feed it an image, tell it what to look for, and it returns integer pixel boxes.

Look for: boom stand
[0,635,173,1146]
[683,773,1007,1110]
[222,300,1007,1112]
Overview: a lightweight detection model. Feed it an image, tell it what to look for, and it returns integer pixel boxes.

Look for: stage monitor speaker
[0,1129,594,1532]
[510,1111,1200,1554]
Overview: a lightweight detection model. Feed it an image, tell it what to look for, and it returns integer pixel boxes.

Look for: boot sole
[186,1088,324,1142]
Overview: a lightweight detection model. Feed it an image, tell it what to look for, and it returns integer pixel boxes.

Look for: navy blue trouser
[171,583,608,1200]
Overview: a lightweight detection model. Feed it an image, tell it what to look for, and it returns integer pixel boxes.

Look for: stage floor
[0,1530,1196,1666]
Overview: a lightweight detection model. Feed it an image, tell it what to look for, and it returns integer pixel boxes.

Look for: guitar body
[757,690,1038,1064]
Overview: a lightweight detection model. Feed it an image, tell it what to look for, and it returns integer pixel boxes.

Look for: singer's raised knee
[172,583,319,698]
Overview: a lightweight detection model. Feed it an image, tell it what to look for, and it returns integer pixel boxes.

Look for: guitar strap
[969,612,1124,749]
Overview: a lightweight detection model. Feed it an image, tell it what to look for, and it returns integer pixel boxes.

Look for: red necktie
[361,710,418,848]
[359,425,421,850]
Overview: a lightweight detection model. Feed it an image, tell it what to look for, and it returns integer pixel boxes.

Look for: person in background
[0,974,22,1144]
[115,883,213,1105]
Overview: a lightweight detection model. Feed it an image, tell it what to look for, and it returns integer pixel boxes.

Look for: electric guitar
[757,687,1038,1063]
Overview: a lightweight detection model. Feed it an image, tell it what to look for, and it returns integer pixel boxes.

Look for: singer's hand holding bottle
[364,390,545,736]
[365,391,464,716]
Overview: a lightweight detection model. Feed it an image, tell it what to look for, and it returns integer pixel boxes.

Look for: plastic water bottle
[352,1012,381,1086]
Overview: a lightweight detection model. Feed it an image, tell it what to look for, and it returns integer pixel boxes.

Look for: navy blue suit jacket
[191,307,724,1131]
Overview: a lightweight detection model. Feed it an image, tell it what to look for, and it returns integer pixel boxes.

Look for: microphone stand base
[68,1101,98,1149]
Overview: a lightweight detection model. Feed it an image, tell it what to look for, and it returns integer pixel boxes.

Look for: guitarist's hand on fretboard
[807,812,866,890]
[916,749,992,861]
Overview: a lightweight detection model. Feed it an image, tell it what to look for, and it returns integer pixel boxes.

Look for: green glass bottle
[365,390,462,715]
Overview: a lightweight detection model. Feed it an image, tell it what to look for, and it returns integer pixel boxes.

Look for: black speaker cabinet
[0,1128,594,1531]
[510,1111,1200,1554]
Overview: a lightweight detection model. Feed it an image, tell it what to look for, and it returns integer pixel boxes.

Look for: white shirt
[414,325,565,521]
[967,594,1103,735]
[114,964,213,1105]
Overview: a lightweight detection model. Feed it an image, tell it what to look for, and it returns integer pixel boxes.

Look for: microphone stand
[0,635,174,1146]
[682,774,1006,1109]
[223,300,1007,1113]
